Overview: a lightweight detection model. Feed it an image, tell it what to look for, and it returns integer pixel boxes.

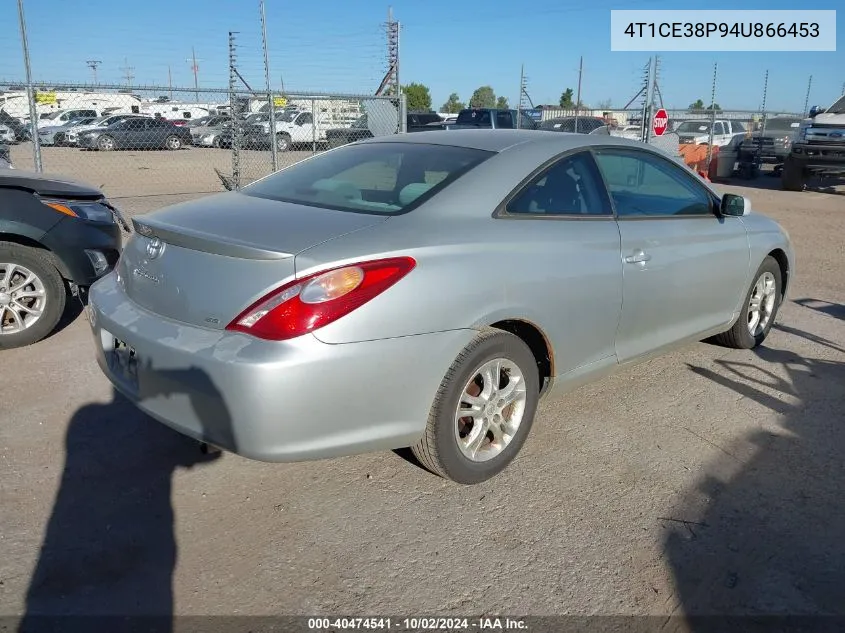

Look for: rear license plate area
[109,336,140,389]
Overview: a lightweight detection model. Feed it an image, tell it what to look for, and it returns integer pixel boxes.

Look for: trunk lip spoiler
[131,217,294,261]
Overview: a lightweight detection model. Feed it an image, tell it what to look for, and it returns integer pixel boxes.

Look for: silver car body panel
[88,129,794,462]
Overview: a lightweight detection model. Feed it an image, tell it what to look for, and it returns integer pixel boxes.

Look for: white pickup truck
[782,93,845,191]
[674,119,747,147]
[249,109,350,151]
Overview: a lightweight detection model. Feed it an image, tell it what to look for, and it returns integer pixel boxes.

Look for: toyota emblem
[146,237,165,260]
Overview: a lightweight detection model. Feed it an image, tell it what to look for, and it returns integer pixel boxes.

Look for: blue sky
[1,0,842,112]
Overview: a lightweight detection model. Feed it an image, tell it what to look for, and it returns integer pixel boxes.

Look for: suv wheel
[0,242,67,349]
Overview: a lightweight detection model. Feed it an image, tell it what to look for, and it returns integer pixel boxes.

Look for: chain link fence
[1,81,404,201]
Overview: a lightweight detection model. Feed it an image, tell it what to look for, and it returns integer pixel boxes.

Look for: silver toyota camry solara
[88,129,794,484]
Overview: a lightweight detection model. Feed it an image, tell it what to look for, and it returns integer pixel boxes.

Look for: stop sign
[652,108,668,136]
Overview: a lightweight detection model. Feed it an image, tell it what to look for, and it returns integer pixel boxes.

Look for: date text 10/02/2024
[307,617,528,630]
[623,21,820,38]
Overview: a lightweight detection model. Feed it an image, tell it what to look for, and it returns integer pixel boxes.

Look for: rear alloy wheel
[411,328,540,484]
[276,133,291,152]
[0,242,67,350]
[165,135,182,150]
[712,256,782,350]
[97,135,115,151]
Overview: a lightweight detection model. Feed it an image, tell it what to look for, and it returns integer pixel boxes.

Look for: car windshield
[188,117,211,127]
[765,118,801,131]
[275,111,299,123]
[827,95,845,114]
[676,121,711,134]
[243,142,494,215]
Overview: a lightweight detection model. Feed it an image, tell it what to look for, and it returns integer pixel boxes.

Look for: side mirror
[809,106,826,117]
[721,193,751,217]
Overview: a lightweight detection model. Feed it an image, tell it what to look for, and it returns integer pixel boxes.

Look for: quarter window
[593,150,712,217]
[507,151,611,216]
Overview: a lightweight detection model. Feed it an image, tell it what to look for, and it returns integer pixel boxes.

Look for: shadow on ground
[19,363,231,632]
[664,321,845,627]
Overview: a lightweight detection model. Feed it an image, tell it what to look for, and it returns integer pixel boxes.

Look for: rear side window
[244,142,494,215]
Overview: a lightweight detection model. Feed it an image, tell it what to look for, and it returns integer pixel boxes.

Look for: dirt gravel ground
[1,146,844,624]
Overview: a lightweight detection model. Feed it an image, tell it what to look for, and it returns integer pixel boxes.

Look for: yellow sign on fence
[273,96,288,108]
[35,91,57,105]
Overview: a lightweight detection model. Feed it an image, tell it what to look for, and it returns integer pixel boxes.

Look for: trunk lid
[121,191,387,329]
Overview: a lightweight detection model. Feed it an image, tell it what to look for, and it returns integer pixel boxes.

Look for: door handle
[624,250,652,264]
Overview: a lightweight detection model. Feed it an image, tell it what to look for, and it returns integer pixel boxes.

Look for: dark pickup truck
[446,108,539,130]
[326,111,444,148]
[738,116,802,164]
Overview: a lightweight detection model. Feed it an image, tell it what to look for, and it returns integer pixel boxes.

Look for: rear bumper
[87,273,475,463]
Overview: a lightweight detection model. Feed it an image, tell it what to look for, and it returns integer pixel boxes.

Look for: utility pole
[260,0,278,171]
[168,65,173,100]
[385,7,403,131]
[517,64,525,129]
[16,0,42,171]
[574,55,583,132]
[86,59,102,84]
[187,47,202,101]
[120,57,135,89]
[706,62,718,163]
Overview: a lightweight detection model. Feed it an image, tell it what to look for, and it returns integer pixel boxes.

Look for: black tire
[97,135,115,151]
[712,256,782,350]
[165,135,182,150]
[411,328,540,484]
[0,241,67,350]
[781,156,804,191]
[275,133,291,152]
[212,136,221,148]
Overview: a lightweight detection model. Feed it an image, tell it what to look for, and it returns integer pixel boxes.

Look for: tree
[441,93,465,113]
[688,99,722,112]
[469,86,496,109]
[403,82,432,111]
[496,96,509,109]
[559,88,575,108]
[597,98,613,110]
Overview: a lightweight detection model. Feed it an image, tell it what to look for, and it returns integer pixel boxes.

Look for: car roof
[357,128,647,153]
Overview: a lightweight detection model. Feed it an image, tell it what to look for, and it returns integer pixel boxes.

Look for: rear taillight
[226,256,416,341]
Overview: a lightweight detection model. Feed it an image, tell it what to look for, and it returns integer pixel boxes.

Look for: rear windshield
[243,142,494,215]
[456,110,492,126]
[765,118,801,131]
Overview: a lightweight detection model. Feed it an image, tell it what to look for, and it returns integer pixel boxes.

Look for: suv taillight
[226,257,416,341]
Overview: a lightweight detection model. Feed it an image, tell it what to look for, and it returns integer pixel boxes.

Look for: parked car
[539,116,610,134]
[0,124,15,144]
[77,118,193,151]
[0,110,29,142]
[87,130,793,484]
[35,108,101,130]
[188,115,232,147]
[738,117,802,164]
[610,124,643,140]
[37,117,98,146]
[325,112,445,148]
[64,114,149,146]
[1,170,126,349]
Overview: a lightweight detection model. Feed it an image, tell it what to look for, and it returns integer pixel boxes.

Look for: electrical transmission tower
[120,57,135,89]
[187,46,203,102]
[86,60,102,84]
